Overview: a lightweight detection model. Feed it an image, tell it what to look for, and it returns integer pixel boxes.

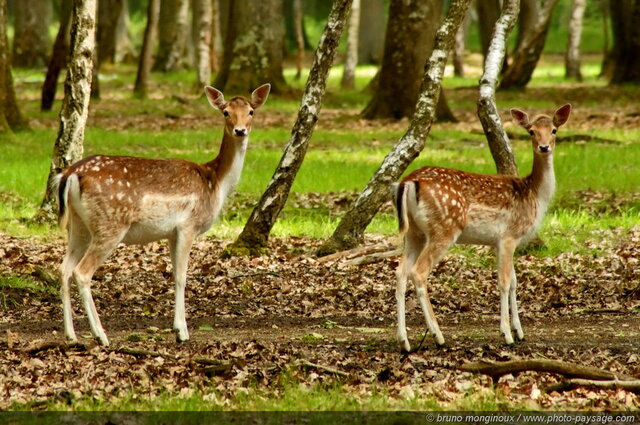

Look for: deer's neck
[527,153,556,207]
[206,131,248,203]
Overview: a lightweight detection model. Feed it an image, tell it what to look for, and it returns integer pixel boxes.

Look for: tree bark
[599,0,612,78]
[210,0,222,74]
[476,0,500,58]
[516,0,539,51]
[193,0,212,88]
[608,0,640,84]
[362,0,442,120]
[97,0,123,65]
[41,0,73,111]
[341,0,360,88]
[453,8,471,78]
[565,0,586,80]
[154,0,190,72]
[318,0,472,256]
[293,0,304,80]
[39,0,97,220]
[134,0,159,98]
[500,0,561,90]
[12,0,52,68]
[115,0,135,63]
[0,0,28,132]
[357,0,385,64]
[477,0,519,176]
[226,0,352,255]
[214,0,289,94]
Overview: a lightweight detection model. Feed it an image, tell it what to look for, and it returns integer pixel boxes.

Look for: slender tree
[97,0,124,65]
[341,0,360,88]
[193,0,213,88]
[134,0,159,98]
[39,0,97,219]
[214,0,289,94]
[516,0,539,51]
[41,0,73,111]
[565,0,586,80]
[500,0,561,90]
[154,0,190,72]
[477,0,520,176]
[453,9,471,77]
[318,0,473,255]
[226,0,352,255]
[0,0,28,132]
[293,0,305,80]
[476,0,501,58]
[210,0,223,74]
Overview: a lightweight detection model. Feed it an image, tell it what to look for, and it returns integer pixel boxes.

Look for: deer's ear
[204,86,226,111]
[510,108,530,129]
[553,104,572,127]
[250,83,271,109]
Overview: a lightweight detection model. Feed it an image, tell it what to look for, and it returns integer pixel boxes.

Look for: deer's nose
[539,145,550,153]
[234,128,247,137]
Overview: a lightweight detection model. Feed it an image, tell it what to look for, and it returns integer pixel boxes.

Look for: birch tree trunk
[226,0,352,256]
[39,0,97,220]
[500,0,561,90]
[0,0,28,132]
[193,0,212,88]
[478,0,519,176]
[341,0,360,89]
[565,0,586,80]
[41,0,73,111]
[134,0,159,98]
[318,0,473,256]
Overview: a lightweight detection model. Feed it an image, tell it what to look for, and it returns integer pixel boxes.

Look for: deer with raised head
[392,104,571,351]
[53,84,271,346]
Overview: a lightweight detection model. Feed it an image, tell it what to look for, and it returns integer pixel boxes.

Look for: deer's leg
[60,215,90,342]
[509,265,524,340]
[169,230,195,342]
[396,231,425,352]
[497,238,517,344]
[73,229,126,347]
[409,231,457,346]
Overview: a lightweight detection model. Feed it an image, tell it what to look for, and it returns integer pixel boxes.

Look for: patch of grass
[0,274,57,297]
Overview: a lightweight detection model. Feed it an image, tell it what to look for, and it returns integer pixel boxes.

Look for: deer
[52,84,271,346]
[391,104,571,352]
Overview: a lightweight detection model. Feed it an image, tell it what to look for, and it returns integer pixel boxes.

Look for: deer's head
[511,104,572,156]
[204,84,271,139]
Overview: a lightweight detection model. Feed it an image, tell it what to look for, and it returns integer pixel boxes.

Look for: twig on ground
[22,340,87,354]
[299,360,349,377]
[545,378,640,394]
[343,248,402,267]
[317,243,394,263]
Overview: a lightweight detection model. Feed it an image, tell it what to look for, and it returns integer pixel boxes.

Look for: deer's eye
[249,110,254,116]
[223,111,230,117]
[528,130,535,136]
[552,128,557,134]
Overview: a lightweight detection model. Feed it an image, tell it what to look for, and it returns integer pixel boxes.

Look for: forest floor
[1,228,638,410]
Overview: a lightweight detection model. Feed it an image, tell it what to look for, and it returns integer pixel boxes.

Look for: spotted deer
[392,104,571,351]
[53,84,270,346]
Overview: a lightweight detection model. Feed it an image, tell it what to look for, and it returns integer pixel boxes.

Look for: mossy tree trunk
[39,0,97,221]
[477,0,519,176]
[226,0,352,256]
[317,0,472,256]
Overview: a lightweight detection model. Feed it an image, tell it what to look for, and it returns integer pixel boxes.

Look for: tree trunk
[357,0,384,64]
[41,0,73,111]
[362,0,449,120]
[608,0,640,84]
[154,0,190,72]
[599,0,612,78]
[115,0,135,63]
[39,0,97,220]
[97,0,123,65]
[0,0,28,132]
[293,0,304,80]
[341,0,360,88]
[226,0,352,256]
[12,0,52,68]
[500,0,561,90]
[210,0,222,74]
[214,0,289,94]
[565,0,586,80]
[318,0,472,256]
[134,0,159,98]
[453,8,471,78]
[193,0,212,88]
[476,0,500,58]
[516,0,539,51]
[477,0,519,176]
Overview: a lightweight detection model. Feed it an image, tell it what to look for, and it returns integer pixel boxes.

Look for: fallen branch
[343,248,402,267]
[546,378,640,394]
[198,362,235,377]
[299,360,349,377]
[23,340,87,354]
[317,243,393,263]
[114,347,176,360]
[459,359,635,383]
